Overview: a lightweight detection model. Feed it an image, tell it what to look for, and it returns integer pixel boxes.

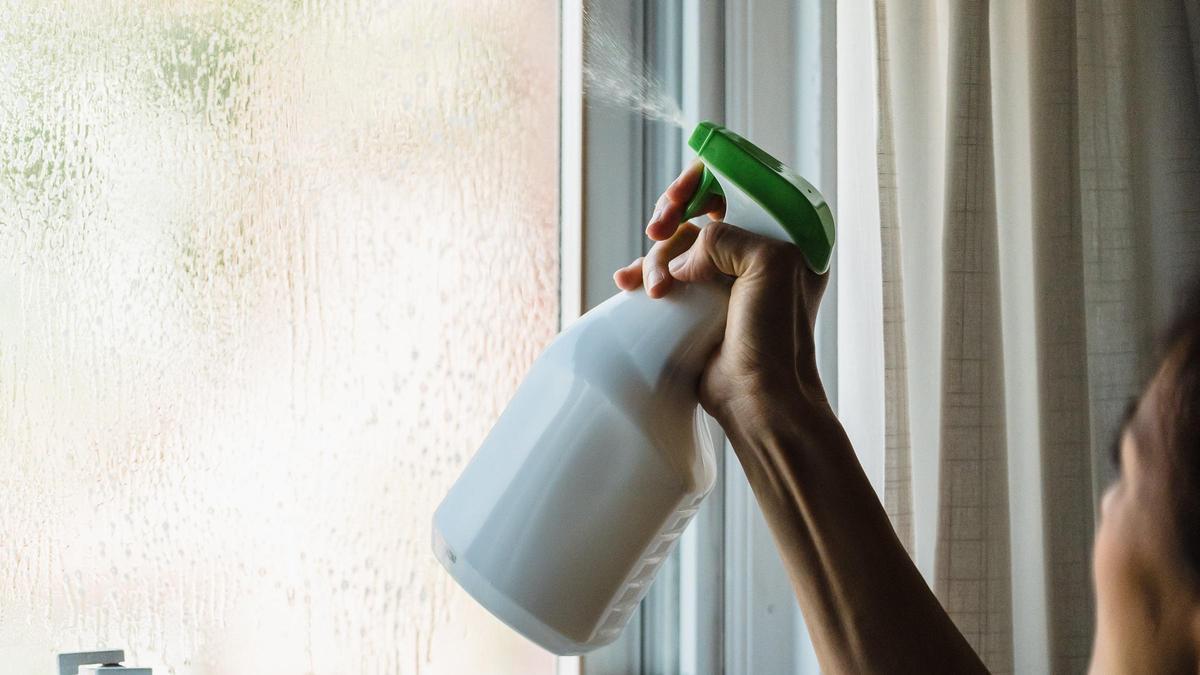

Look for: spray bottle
[432,122,835,655]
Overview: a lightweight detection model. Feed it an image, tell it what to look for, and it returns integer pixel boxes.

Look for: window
[0,2,559,673]
[4,0,850,672]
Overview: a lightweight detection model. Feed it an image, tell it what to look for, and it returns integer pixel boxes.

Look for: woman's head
[1092,286,1200,674]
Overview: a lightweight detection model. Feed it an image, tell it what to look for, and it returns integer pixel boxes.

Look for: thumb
[666,221,787,283]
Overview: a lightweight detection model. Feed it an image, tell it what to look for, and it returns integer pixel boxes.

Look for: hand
[613,162,831,430]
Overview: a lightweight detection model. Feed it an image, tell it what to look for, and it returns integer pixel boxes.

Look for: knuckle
[700,220,733,252]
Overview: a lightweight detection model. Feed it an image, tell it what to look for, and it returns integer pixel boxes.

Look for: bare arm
[614,164,986,674]
[720,391,984,673]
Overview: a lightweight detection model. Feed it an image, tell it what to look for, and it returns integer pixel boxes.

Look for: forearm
[720,394,986,674]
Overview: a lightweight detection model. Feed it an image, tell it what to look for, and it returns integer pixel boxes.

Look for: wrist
[711,376,837,451]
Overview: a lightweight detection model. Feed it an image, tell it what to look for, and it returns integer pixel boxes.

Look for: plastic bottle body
[432,280,727,654]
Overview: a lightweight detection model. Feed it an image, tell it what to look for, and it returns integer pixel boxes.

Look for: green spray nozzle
[682,121,836,274]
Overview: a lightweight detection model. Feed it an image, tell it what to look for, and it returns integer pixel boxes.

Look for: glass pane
[0,1,560,673]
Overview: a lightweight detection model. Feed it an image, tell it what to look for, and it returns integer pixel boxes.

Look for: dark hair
[1160,282,1200,577]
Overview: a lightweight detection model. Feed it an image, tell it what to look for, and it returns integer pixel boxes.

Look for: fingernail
[668,255,686,274]
[648,269,665,289]
[647,205,662,228]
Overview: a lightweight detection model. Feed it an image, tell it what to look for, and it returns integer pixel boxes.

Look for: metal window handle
[57,651,151,675]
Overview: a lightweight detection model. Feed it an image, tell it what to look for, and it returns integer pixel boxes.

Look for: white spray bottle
[432,122,835,655]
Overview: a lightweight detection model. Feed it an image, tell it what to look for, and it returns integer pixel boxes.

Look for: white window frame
[560,1,837,672]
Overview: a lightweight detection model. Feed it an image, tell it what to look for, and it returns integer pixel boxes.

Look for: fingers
[645,162,702,240]
[619,160,745,295]
[667,221,798,284]
[612,220,702,295]
[646,162,726,242]
[696,194,727,222]
[613,257,645,291]
[642,221,700,298]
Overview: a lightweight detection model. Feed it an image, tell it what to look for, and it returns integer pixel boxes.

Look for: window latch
[57,650,151,675]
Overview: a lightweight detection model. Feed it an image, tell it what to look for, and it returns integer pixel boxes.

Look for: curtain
[873,0,1200,673]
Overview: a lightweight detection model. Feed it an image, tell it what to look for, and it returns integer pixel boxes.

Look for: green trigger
[682,166,724,222]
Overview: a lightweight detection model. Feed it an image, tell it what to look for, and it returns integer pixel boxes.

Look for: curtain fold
[931,1,1014,671]
[1075,0,1151,507]
[1029,2,1095,672]
[875,0,916,556]
[874,0,1200,672]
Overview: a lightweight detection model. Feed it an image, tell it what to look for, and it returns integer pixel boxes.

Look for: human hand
[613,162,831,429]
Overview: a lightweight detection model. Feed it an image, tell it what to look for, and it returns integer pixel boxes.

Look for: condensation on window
[0,1,559,673]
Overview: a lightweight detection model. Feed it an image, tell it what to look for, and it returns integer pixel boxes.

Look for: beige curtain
[874,0,1200,673]
[876,0,916,557]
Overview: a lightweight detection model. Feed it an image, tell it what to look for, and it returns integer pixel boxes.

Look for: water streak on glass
[0,1,559,672]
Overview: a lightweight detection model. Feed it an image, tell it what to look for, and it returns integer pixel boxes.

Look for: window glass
[0,1,560,673]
